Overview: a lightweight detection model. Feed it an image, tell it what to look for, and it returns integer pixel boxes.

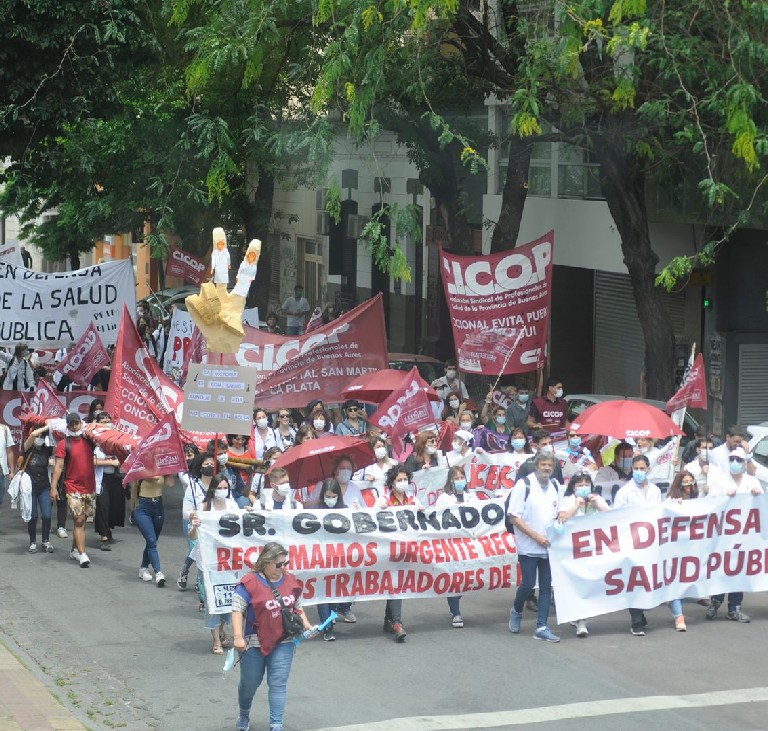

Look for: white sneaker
[155,572,166,587]
[575,619,589,637]
[28,543,38,554]
[79,553,90,568]
[138,567,153,582]
[69,548,80,561]
[57,527,68,539]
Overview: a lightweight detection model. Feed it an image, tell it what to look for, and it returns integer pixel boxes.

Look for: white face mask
[256,418,269,430]
[449,399,460,409]
[276,484,291,496]
[217,454,228,465]
[214,488,229,499]
[313,419,325,431]
[374,446,387,460]
[699,448,709,462]
[67,428,82,438]
[337,468,352,484]
[452,441,462,453]
[554,388,563,398]
[460,422,473,431]
[34,437,45,447]
[445,370,456,380]
[394,480,409,492]
[426,445,437,455]
[324,496,338,507]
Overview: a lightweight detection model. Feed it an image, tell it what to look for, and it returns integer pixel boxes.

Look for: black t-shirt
[26,445,52,475]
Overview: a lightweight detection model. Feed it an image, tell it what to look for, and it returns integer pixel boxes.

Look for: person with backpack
[49,413,96,568]
[507,450,561,642]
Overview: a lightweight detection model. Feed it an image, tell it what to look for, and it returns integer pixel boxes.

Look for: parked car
[142,286,199,320]
[565,394,700,443]
[388,353,444,386]
[747,423,768,488]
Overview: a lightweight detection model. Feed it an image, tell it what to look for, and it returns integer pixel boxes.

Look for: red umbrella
[268,435,375,488]
[342,369,441,403]
[570,400,684,440]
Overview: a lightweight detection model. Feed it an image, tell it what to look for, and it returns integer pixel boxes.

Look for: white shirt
[282,296,310,328]
[557,492,609,517]
[260,491,304,511]
[612,480,662,510]
[252,428,276,460]
[556,447,596,480]
[684,458,727,496]
[507,474,559,557]
[94,447,107,495]
[0,425,15,475]
[353,459,396,494]
[432,376,469,402]
[709,443,745,475]
[340,481,366,510]
[181,474,208,521]
[435,491,478,508]
[708,472,763,498]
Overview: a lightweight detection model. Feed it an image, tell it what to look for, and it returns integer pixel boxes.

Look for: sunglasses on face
[347,407,358,412]
[682,482,695,489]
[729,457,745,463]
[279,413,290,418]
[274,560,289,569]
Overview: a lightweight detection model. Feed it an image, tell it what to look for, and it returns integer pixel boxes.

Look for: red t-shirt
[529,397,568,432]
[55,437,96,494]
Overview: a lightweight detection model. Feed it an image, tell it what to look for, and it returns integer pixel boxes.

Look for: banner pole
[487,329,525,395]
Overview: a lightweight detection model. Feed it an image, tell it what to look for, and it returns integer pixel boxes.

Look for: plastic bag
[10,472,33,522]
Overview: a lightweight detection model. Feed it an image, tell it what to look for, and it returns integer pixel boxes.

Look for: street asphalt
[1,486,768,731]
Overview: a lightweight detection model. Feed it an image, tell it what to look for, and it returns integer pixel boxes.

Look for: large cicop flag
[439,231,554,375]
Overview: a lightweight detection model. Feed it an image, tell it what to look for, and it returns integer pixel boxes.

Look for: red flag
[53,322,110,387]
[28,379,67,418]
[122,412,187,485]
[368,367,435,454]
[439,231,554,374]
[105,306,183,437]
[165,243,207,286]
[305,306,324,334]
[667,353,707,412]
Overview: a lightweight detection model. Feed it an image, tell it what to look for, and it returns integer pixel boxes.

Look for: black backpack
[504,476,532,534]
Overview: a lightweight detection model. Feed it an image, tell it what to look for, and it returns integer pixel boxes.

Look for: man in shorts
[50,413,96,568]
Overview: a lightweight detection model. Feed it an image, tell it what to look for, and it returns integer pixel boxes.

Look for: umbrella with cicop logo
[267,435,376,493]
[569,399,684,440]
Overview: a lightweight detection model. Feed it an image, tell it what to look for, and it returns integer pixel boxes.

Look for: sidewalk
[0,639,87,731]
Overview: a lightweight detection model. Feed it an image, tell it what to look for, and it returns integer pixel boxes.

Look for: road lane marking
[309,686,768,731]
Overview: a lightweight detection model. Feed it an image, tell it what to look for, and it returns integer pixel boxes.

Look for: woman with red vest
[231,542,314,731]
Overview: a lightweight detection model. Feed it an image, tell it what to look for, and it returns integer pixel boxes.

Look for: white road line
[309,686,768,731]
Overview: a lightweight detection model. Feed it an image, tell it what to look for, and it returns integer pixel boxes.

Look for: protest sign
[369,367,436,453]
[181,364,259,435]
[122,412,188,485]
[0,259,135,346]
[165,244,207,286]
[195,499,517,613]
[548,494,768,624]
[440,231,554,374]
[53,322,109,387]
[667,353,707,413]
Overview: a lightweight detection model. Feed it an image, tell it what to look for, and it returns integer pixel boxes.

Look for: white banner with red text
[548,494,768,625]
[196,500,517,614]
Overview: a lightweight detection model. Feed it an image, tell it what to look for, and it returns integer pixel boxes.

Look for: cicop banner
[166,244,207,286]
[548,494,768,625]
[440,231,554,374]
[0,259,135,346]
[196,500,517,614]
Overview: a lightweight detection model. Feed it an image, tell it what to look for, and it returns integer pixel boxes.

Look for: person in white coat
[210,228,231,284]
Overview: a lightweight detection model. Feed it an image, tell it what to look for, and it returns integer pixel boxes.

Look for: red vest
[240,573,303,656]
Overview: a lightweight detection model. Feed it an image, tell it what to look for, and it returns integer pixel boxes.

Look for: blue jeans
[317,604,334,625]
[285,326,303,336]
[238,642,295,725]
[513,554,552,629]
[28,487,52,543]
[670,599,683,618]
[447,596,462,617]
[0,472,6,508]
[134,497,165,572]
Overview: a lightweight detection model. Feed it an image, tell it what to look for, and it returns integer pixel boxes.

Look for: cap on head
[730,447,747,460]
[454,429,473,443]
[66,412,82,426]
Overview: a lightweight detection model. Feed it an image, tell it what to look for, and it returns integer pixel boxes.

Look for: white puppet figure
[232,239,261,298]
[210,227,231,284]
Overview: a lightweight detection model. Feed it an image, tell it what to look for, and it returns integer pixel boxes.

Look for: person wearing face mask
[486,405,512,435]
[704,447,763,624]
[50,413,96,568]
[260,467,304,511]
[207,439,247,507]
[354,436,396,492]
[556,473,610,637]
[188,474,239,653]
[2,343,35,390]
[446,429,479,467]
[507,450,561,643]
[612,454,662,636]
[436,466,477,628]
[556,429,597,481]
[251,447,282,503]
[458,412,476,433]
[251,411,276,460]
[665,470,701,631]
[595,441,634,494]
[22,425,54,554]
[336,399,367,436]
[516,429,565,487]
[440,394,466,426]
[405,431,446,473]
[431,359,470,405]
[178,453,217,596]
[313,479,347,641]
[272,410,297,451]
[331,455,365,509]
[528,377,569,433]
[684,437,726,496]
[498,429,534,486]
[508,385,532,434]
[709,425,757,477]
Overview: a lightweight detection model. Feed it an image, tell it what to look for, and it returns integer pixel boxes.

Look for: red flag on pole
[666,353,707,412]
[305,306,324,334]
[53,322,110,387]
[122,411,188,485]
[27,379,67,418]
[368,367,435,454]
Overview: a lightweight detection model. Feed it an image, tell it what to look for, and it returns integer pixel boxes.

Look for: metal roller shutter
[593,271,686,396]
[737,343,768,425]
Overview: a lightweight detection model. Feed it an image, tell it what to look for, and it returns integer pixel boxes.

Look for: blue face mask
[552,521,565,535]
[511,438,526,450]
[619,457,633,473]
[633,469,647,484]
[454,479,467,492]
[517,394,529,403]
[729,460,745,475]
[569,437,582,449]
[575,486,591,499]
[495,416,506,425]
